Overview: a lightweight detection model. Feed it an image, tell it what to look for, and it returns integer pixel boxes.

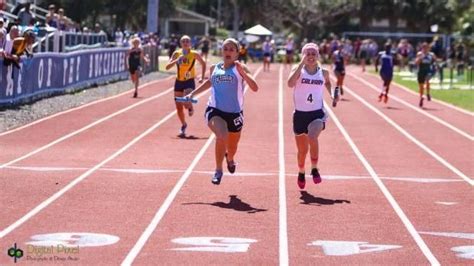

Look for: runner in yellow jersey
[166,35,206,136]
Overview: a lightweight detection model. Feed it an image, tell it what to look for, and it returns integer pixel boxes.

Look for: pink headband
[302,43,319,55]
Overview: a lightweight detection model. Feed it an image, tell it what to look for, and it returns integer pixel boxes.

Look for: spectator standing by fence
[46,4,58,28]
[17,2,34,26]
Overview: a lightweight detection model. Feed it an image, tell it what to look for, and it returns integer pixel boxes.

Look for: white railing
[32,30,108,53]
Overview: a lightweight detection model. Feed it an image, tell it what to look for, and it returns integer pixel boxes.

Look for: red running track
[0,63,472,265]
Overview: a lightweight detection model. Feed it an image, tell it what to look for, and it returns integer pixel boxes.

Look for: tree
[262,0,358,40]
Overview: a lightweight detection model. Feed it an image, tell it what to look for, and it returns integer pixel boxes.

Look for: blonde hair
[130,37,141,46]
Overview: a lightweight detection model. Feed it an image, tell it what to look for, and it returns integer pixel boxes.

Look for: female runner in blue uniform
[186,38,259,185]
[375,43,395,103]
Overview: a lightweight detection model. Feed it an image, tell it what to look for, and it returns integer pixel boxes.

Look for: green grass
[375,70,474,112]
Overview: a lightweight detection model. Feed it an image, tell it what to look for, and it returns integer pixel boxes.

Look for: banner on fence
[0,46,159,106]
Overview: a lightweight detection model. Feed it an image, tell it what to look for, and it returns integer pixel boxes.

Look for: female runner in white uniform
[187,38,259,185]
[287,43,338,189]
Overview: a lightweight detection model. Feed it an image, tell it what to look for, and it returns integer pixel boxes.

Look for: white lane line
[350,67,474,116]
[0,76,174,137]
[0,108,181,238]
[435,202,458,206]
[337,79,473,186]
[121,67,263,265]
[121,133,215,266]
[0,83,214,238]
[278,65,289,266]
[5,166,463,183]
[324,101,440,265]
[348,72,474,141]
[0,87,174,170]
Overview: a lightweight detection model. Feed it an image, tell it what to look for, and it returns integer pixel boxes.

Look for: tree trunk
[231,0,239,38]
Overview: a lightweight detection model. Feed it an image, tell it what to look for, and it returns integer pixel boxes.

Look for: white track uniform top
[293,67,325,112]
[208,63,245,113]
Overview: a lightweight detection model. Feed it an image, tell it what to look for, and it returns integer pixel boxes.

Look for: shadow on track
[183,195,267,213]
[174,134,209,140]
[299,191,351,206]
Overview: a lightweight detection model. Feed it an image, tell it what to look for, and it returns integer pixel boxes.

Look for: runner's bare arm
[165,51,181,70]
[188,65,215,98]
[194,52,207,81]
[287,55,306,87]
[235,61,258,92]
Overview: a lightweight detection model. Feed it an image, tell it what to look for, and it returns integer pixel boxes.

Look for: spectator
[94,23,105,35]
[3,29,35,68]
[57,8,68,31]
[17,2,35,26]
[4,25,19,58]
[0,28,6,58]
[167,33,178,59]
[45,4,58,28]
[115,27,124,46]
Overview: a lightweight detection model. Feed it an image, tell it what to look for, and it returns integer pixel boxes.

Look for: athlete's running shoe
[180,123,187,136]
[225,153,236,174]
[427,94,431,101]
[311,168,322,184]
[383,94,389,103]
[297,172,306,189]
[378,93,383,102]
[419,97,424,108]
[133,92,138,98]
[212,170,223,185]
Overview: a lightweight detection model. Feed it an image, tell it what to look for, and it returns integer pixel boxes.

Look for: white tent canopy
[244,24,272,36]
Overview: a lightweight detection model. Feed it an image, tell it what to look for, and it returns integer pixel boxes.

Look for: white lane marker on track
[334,78,473,186]
[26,232,120,247]
[308,240,402,256]
[419,232,474,240]
[0,87,175,171]
[435,201,458,205]
[0,76,174,137]
[0,98,183,238]
[324,100,440,265]
[121,66,263,266]
[169,237,258,253]
[278,64,289,266]
[348,72,474,141]
[5,165,464,183]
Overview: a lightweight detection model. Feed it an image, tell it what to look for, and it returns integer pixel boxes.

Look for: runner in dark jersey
[375,44,395,103]
[332,44,346,95]
[126,37,150,98]
[415,42,436,107]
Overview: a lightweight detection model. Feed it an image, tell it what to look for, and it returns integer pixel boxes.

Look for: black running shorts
[205,106,244,133]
